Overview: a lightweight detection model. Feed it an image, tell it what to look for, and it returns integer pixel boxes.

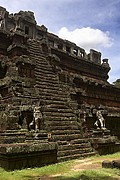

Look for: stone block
[102,160,114,168]
[113,160,120,168]
[0,142,58,171]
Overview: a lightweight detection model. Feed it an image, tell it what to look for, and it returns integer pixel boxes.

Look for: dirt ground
[71,158,101,171]
[40,157,120,180]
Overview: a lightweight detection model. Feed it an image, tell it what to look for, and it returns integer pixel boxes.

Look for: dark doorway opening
[25,26,29,35]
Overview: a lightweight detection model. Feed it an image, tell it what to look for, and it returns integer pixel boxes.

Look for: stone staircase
[0,130,48,144]
[27,39,96,162]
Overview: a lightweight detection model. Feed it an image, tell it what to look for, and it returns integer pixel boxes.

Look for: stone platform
[0,130,58,171]
[89,129,120,155]
[0,142,57,171]
[102,159,120,169]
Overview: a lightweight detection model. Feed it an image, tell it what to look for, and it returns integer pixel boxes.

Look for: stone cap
[0,142,58,154]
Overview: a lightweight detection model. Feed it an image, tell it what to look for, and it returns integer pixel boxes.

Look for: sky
[0,0,120,83]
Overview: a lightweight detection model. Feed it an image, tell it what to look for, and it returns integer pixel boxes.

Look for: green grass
[78,168,120,180]
[55,169,120,180]
[92,152,120,159]
[0,152,120,180]
[0,160,75,180]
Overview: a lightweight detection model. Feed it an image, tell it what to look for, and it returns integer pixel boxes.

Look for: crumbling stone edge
[102,159,120,169]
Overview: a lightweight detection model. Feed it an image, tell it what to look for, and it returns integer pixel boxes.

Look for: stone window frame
[17,62,35,78]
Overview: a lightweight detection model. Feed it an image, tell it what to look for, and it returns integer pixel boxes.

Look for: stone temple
[0,6,120,170]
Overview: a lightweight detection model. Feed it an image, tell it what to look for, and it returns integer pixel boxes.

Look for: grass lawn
[0,152,120,180]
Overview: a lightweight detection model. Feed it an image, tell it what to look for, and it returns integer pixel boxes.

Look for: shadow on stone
[102,159,120,169]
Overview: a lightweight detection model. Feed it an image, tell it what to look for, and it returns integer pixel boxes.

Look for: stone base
[102,159,120,169]
[0,142,58,171]
[88,129,120,155]
[91,136,120,155]
[96,142,120,155]
[92,129,110,137]
[102,160,114,168]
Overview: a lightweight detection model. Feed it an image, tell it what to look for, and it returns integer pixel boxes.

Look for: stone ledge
[91,136,117,144]
[102,159,120,169]
[0,142,58,154]
[0,142,58,171]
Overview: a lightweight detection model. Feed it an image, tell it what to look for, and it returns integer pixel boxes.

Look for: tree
[113,79,120,88]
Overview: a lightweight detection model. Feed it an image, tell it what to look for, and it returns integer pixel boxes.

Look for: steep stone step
[51,129,80,135]
[36,80,59,86]
[44,100,67,106]
[40,95,66,102]
[27,40,96,162]
[35,72,57,80]
[28,43,41,48]
[58,147,93,157]
[71,138,90,144]
[46,106,70,111]
[58,152,96,162]
[52,134,81,141]
[45,116,76,121]
[48,125,79,131]
[28,46,41,51]
[38,95,67,102]
[35,73,57,81]
[45,103,69,109]
[28,46,42,51]
[36,70,55,76]
[46,120,77,126]
[29,51,44,56]
[45,108,73,113]
[57,154,83,162]
[40,87,58,95]
[57,141,68,145]
[0,131,26,144]
[34,58,49,65]
[36,79,59,86]
[45,111,74,117]
[35,69,53,74]
[34,56,49,62]
[36,76,59,84]
[58,143,92,150]
[25,139,48,143]
[0,131,26,136]
[36,84,60,91]
[47,119,76,124]
[33,58,49,66]
[35,64,53,71]
[0,136,25,144]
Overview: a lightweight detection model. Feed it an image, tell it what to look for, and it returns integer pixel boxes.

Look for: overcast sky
[0,0,120,83]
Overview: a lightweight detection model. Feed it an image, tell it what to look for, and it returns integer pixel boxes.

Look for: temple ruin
[0,6,120,170]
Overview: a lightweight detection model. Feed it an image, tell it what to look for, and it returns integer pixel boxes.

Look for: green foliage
[113,79,120,88]
[78,168,119,180]
[91,152,120,159]
[0,160,75,180]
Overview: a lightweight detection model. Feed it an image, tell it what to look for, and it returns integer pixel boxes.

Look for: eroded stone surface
[0,6,120,170]
[102,159,120,169]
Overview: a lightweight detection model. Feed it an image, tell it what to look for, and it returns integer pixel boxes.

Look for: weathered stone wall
[0,6,120,169]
